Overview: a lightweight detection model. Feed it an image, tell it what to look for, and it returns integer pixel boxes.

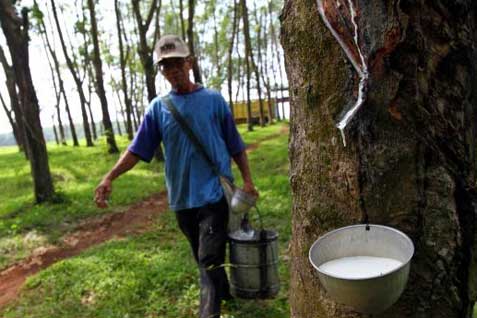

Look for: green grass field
[0,122,291,318]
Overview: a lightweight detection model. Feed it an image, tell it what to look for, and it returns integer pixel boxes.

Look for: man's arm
[94,150,141,208]
[232,150,258,196]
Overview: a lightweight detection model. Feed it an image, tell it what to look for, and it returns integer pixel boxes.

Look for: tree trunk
[179,0,186,41]
[227,0,238,117]
[87,0,119,154]
[187,0,203,84]
[131,0,158,102]
[270,1,285,120]
[245,2,265,127]
[0,44,26,153]
[129,68,139,131]
[234,28,242,108]
[51,115,59,145]
[268,1,281,122]
[255,4,274,124]
[281,1,477,317]
[0,1,55,203]
[0,91,21,148]
[240,0,253,131]
[50,0,86,147]
[80,0,97,141]
[115,0,133,140]
[39,21,67,146]
[212,4,221,82]
[86,62,98,140]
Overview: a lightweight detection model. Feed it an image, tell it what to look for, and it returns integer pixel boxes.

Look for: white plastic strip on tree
[316,0,369,146]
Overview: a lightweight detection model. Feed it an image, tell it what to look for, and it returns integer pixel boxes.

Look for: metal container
[230,188,258,214]
[309,224,414,314]
[228,229,280,299]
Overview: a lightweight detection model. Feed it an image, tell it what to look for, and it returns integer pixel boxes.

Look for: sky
[0,0,289,135]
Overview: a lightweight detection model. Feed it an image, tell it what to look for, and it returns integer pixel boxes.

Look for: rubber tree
[87,0,119,154]
[131,0,159,102]
[114,0,133,140]
[32,1,67,145]
[186,0,202,84]
[50,0,91,147]
[0,0,55,203]
[281,0,477,317]
[0,44,26,154]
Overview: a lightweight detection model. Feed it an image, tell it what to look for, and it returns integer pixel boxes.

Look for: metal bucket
[228,229,280,299]
[309,224,414,314]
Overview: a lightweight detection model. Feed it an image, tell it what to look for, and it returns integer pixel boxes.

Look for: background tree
[32,1,68,146]
[115,0,133,140]
[186,0,202,84]
[240,0,254,131]
[0,0,55,203]
[87,0,118,154]
[226,0,238,117]
[0,44,26,153]
[281,1,477,317]
[0,90,21,148]
[131,0,159,103]
[255,4,274,124]
[50,0,87,147]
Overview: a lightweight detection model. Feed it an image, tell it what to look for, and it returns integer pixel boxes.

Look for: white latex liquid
[316,0,370,147]
[318,256,403,279]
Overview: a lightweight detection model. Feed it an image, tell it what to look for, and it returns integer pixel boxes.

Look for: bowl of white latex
[309,224,414,314]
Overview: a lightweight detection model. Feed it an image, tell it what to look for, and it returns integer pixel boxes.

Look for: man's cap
[153,35,190,65]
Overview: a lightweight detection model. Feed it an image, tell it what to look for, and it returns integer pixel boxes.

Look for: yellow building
[231,99,276,124]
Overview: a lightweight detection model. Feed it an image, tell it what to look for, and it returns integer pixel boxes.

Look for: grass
[0,136,165,269]
[0,122,291,318]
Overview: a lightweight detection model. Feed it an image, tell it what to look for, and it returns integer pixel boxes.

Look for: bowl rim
[308,224,415,281]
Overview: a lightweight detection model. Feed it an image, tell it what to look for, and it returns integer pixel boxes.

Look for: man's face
[158,57,192,88]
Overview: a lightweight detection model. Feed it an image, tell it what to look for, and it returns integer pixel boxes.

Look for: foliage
[0,123,291,318]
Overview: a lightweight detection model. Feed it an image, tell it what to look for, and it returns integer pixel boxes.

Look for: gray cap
[153,34,190,64]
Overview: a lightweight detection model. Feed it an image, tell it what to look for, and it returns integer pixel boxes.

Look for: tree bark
[255,4,274,124]
[131,0,158,102]
[187,0,203,84]
[270,2,285,120]
[51,115,59,145]
[115,0,133,140]
[0,1,55,203]
[36,8,67,146]
[244,1,265,127]
[0,91,21,148]
[80,0,97,141]
[179,0,186,41]
[50,0,88,147]
[87,0,119,154]
[0,44,26,153]
[227,0,238,118]
[44,42,66,146]
[281,0,477,317]
[240,0,253,131]
[86,63,97,140]
[267,1,281,122]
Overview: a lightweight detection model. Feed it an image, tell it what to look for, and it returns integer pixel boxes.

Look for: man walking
[94,34,258,318]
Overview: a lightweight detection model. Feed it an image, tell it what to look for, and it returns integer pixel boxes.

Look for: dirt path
[0,192,168,309]
[0,125,289,311]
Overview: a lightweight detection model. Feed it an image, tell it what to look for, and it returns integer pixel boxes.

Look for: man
[94,34,258,318]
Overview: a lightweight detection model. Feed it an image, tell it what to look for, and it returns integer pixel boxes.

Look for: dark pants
[176,196,231,318]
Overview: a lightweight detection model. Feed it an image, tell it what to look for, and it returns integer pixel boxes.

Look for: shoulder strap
[162,95,220,176]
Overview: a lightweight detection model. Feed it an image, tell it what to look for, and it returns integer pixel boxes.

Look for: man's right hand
[94,178,112,208]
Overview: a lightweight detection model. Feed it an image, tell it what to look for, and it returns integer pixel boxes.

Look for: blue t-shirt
[128,86,245,211]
